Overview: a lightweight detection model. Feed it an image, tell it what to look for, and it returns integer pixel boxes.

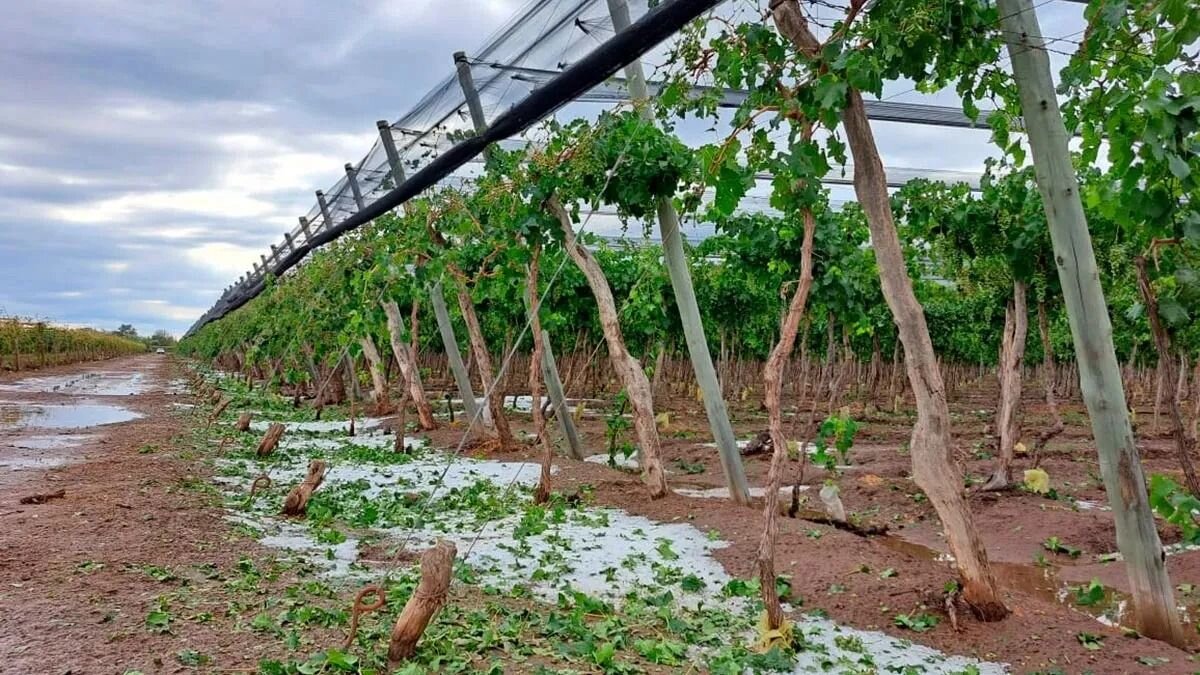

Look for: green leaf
[1077,632,1104,650]
[1167,153,1191,180]
[1158,297,1190,326]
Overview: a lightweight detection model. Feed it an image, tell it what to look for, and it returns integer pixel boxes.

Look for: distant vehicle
[155,347,166,354]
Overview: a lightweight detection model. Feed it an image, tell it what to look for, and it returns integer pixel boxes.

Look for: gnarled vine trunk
[758,207,816,630]
[527,247,555,504]
[1134,256,1200,496]
[548,194,668,498]
[1030,300,1065,466]
[770,0,1007,620]
[359,335,390,410]
[983,280,1028,491]
[381,301,437,431]
[451,276,516,449]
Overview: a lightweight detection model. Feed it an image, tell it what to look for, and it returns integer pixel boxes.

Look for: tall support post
[260,254,269,274]
[316,190,333,230]
[997,0,1183,644]
[376,120,407,189]
[345,163,366,211]
[454,52,580,454]
[453,52,489,136]
[298,216,313,243]
[431,281,484,427]
[605,0,749,504]
[270,244,279,263]
[284,232,296,254]
[541,330,584,459]
[376,118,483,426]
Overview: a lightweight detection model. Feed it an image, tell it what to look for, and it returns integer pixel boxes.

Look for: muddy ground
[434,380,1200,674]
[0,355,1198,673]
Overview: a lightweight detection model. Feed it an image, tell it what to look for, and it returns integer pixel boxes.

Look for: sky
[0,0,1086,338]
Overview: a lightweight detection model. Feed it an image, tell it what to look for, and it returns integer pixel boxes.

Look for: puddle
[0,400,141,429]
[584,453,639,470]
[0,371,149,396]
[0,456,70,470]
[878,532,1199,629]
[7,434,94,450]
[676,485,806,499]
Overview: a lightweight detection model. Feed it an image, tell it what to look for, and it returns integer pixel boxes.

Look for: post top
[315,190,326,198]
[344,162,354,172]
[299,216,309,225]
[376,119,390,130]
[453,51,468,64]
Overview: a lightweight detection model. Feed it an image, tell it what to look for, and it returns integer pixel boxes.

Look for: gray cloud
[0,0,1085,337]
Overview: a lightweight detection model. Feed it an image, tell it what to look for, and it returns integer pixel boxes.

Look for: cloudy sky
[0,0,1085,337]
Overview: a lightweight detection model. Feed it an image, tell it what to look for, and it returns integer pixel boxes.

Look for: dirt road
[0,356,294,673]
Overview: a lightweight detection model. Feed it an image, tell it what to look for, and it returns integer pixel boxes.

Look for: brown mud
[2,355,1198,673]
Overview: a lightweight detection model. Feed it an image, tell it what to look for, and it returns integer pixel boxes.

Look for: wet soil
[0,356,326,673]
[3,355,1198,673]
[427,382,1200,675]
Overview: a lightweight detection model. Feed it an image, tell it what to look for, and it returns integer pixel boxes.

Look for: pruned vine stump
[281,459,326,516]
[387,540,456,663]
[256,422,285,457]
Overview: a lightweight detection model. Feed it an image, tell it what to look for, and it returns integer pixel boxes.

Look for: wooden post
[997,0,1183,644]
[605,0,749,505]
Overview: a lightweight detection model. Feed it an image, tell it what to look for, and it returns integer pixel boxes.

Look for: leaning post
[604,0,749,504]
[997,0,1183,645]
[452,50,579,453]
[376,118,484,428]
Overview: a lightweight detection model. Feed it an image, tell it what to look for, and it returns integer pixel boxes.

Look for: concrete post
[316,190,333,230]
[453,52,489,135]
[998,0,1182,643]
[374,118,481,421]
[344,162,365,211]
[541,330,583,459]
[431,281,484,427]
[454,50,579,452]
[604,0,749,503]
[298,216,313,243]
[377,120,406,189]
